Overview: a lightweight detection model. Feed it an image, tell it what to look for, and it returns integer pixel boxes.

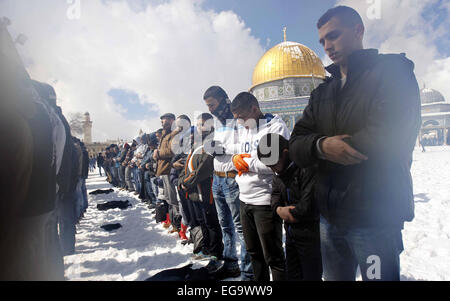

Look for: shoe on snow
[205,259,224,274]
[213,265,241,280]
[192,252,217,261]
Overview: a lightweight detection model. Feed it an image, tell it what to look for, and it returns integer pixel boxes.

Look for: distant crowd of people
[2,5,422,281]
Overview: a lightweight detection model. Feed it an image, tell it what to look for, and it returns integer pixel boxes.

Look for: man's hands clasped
[321,135,368,166]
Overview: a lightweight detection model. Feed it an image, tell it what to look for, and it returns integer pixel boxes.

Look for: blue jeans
[320,216,404,281]
[212,175,253,280]
[144,171,157,203]
[125,166,134,191]
[132,166,141,192]
[118,165,124,186]
[111,166,118,186]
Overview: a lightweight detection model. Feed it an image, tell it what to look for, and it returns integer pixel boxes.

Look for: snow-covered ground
[63,175,202,281]
[400,146,450,281]
[64,146,450,281]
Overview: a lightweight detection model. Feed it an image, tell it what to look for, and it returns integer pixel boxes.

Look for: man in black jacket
[178,113,224,267]
[258,133,322,281]
[289,6,421,281]
[97,152,104,176]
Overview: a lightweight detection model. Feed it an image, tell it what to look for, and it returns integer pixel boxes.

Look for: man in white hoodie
[230,92,290,281]
[203,86,253,280]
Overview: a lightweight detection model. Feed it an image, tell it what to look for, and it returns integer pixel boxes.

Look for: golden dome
[251,41,326,89]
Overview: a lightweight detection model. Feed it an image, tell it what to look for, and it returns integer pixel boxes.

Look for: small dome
[251,41,326,89]
[420,88,445,104]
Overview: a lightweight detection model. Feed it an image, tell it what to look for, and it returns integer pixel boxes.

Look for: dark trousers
[143,171,157,203]
[47,195,65,280]
[240,202,286,281]
[119,165,126,188]
[137,168,146,200]
[178,188,197,227]
[162,175,181,229]
[104,164,112,183]
[285,223,322,281]
[58,191,77,256]
[192,200,224,259]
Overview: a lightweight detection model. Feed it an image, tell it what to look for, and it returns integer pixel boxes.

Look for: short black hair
[197,113,213,122]
[156,128,163,134]
[160,113,176,120]
[177,114,191,125]
[317,5,364,29]
[231,92,259,113]
[257,133,289,166]
[203,86,229,102]
[148,133,158,146]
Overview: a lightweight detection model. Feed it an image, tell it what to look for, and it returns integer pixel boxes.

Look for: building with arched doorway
[420,87,450,146]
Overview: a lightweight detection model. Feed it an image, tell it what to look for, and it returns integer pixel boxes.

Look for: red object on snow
[162,213,170,225]
[179,223,188,240]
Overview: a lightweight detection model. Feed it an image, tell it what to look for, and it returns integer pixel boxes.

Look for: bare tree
[68,112,84,136]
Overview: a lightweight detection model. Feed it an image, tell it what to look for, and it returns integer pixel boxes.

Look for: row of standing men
[1,23,93,280]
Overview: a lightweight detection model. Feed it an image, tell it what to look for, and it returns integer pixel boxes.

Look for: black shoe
[213,265,241,280]
[205,259,224,274]
[148,203,156,209]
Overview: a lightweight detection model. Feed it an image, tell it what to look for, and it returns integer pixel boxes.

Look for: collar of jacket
[325,48,379,80]
[278,161,297,182]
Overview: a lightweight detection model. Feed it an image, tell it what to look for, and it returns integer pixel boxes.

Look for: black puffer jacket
[271,162,318,225]
[289,49,421,229]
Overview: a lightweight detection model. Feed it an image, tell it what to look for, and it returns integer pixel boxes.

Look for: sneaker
[191,251,211,261]
[213,266,241,280]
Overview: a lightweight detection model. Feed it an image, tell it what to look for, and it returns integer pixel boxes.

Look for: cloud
[335,0,450,101]
[1,0,264,141]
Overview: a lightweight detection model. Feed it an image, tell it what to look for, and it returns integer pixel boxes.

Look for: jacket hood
[259,113,280,130]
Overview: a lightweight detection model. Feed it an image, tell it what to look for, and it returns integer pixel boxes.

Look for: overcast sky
[1,0,448,141]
